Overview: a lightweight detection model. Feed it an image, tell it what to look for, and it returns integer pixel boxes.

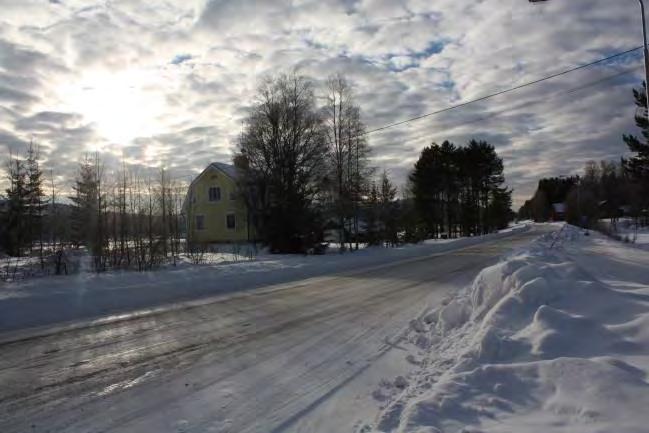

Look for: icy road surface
[0,226,551,433]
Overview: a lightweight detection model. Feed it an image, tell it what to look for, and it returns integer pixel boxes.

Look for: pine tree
[410,143,443,238]
[411,139,510,238]
[488,186,513,230]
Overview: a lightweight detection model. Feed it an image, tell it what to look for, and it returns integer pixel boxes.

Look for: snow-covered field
[361,224,649,433]
[0,225,530,333]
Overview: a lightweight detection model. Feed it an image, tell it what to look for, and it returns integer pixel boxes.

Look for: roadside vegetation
[0,72,513,275]
[518,82,649,237]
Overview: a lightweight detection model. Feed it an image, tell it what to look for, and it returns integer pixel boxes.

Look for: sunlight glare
[59,69,166,146]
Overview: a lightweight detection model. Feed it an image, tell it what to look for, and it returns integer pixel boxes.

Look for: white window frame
[208,186,221,202]
[225,212,236,230]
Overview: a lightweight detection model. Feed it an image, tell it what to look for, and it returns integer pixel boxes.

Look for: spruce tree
[69,157,100,254]
[4,158,28,256]
[25,141,46,262]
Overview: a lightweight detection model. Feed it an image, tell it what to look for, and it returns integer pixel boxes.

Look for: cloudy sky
[0,0,644,206]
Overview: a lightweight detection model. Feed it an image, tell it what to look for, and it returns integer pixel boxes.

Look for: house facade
[185,162,253,243]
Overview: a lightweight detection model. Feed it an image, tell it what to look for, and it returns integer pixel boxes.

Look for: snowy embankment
[0,225,529,334]
[366,224,649,433]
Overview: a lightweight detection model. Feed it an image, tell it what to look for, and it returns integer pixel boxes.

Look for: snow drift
[368,225,649,433]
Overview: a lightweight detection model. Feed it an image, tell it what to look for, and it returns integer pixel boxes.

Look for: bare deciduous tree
[323,74,372,251]
[238,72,328,253]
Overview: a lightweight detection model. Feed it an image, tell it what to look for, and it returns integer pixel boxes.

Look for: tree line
[2,142,46,259]
[410,140,512,239]
[1,71,514,267]
[237,72,513,253]
[519,82,649,230]
[1,147,186,275]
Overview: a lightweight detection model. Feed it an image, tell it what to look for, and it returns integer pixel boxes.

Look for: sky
[0,0,645,207]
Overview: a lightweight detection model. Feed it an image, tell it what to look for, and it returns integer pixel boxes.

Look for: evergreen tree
[25,141,46,261]
[410,143,443,237]
[379,170,398,246]
[364,181,380,246]
[410,139,511,238]
[488,186,513,230]
[622,81,649,212]
[3,158,28,256]
[69,156,101,257]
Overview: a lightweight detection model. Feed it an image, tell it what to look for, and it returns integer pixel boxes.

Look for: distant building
[184,162,255,243]
[550,202,566,221]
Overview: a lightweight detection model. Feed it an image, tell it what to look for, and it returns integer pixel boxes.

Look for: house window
[195,215,205,230]
[226,213,236,230]
[229,190,237,201]
[208,186,221,202]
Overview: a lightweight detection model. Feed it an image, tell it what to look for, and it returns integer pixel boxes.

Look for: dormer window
[208,186,221,202]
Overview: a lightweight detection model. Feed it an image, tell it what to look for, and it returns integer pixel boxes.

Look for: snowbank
[366,224,649,433]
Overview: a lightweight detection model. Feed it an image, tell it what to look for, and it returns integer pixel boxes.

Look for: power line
[387,65,642,151]
[363,46,643,137]
[563,66,640,96]
[172,49,643,182]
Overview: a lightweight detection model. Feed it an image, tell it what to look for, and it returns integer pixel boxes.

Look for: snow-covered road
[0,226,550,433]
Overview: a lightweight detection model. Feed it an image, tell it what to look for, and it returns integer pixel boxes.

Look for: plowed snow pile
[365,225,649,433]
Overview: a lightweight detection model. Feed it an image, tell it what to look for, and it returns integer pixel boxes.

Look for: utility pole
[354,135,360,251]
[640,0,649,118]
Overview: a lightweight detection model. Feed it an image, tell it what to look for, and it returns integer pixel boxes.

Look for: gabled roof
[209,162,238,179]
[190,162,238,188]
[182,162,239,213]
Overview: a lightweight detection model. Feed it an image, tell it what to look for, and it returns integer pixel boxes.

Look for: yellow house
[185,162,253,243]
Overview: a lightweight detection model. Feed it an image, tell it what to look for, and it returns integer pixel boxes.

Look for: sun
[59,69,167,146]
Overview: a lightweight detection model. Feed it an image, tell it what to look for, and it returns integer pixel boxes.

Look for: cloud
[0,0,643,206]
[0,86,39,105]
